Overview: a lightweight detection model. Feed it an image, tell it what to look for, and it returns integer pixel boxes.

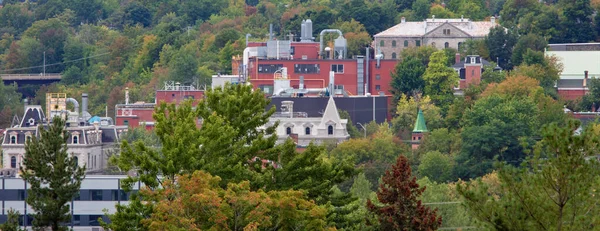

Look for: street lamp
[357,122,366,138]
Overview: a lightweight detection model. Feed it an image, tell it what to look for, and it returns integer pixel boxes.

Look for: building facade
[0,175,141,230]
[546,43,600,101]
[1,94,126,174]
[263,97,349,146]
[374,16,497,58]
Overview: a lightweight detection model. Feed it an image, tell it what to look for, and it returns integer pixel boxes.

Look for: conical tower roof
[413,109,428,133]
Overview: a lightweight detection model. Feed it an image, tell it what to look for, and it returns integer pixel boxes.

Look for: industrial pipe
[319,29,343,58]
[66,98,79,114]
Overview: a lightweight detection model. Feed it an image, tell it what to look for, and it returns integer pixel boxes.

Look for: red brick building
[115,82,204,129]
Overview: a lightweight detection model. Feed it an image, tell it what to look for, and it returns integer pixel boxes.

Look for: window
[25,134,31,143]
[18,190,25,200]
[10,156,16,168]
[89,215,102,226]
[73,135,79,144]
[376,74,381,80]
[294,64,320,74]
[10,135,16,144]
[258,64,284,73]
[286,127,292,135]
[416,40,421,47]
[431,42,436,47]
[375,85,381,91]
[472,70,475,76]
[328,125,333,135]
[72,215,80,226]
[111,190,119,200]
[443,29,451,35]
[404,40,408,47]
[380,40,384,47]
[73,156,78,167]
[123,120,129,126]
[73,191,81,200]
[392,40,396,47]
[120,191,130,201]
[305,127,311,135]
[391,53,397,59]
[90,190,103,201]
[331,64,344,73]
[445,42,449,48]
[458,42,463,49]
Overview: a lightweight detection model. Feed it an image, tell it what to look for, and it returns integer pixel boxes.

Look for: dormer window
[286,127,292,135]
[72,132,80,144]
[328,125,334,135]
[9,133,17,144]
[28,118,35,126]
[305,127,311,135]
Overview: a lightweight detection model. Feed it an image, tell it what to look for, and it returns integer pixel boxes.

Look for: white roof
[545,50,600,79]
[374,18,496,38]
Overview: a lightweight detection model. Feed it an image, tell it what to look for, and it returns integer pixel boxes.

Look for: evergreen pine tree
[21,117,85,231]
[367,155,442,230]
[0,209,25,231]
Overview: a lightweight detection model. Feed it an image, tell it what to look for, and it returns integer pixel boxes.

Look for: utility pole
[43,51,46,76]
[357,122,367,138]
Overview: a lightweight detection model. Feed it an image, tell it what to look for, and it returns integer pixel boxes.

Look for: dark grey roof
[268,96,389,126]
[452,56,492,68]
[557,79,585,88]
[20,106,45,128]
[548,43,600,51]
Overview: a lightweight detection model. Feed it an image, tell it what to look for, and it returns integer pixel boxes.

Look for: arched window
[73,156,79,167]
[458,42,463,49]
[380,40,384,47]
[404,40,408,47]
[10,156,16,168]
[444,42,449,48]
[26,136,31,143]
[305,127,311,135]
[328,125,334,135]
[286,127,292,135]
[391,53,397,59]
[73,135,79,144]
[431,42,436,47]
[392,40,396,47]
[10,136,16,144]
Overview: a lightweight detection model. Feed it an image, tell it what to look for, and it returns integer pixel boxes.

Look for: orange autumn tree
[143,171,332,231]
[481,75,543,99]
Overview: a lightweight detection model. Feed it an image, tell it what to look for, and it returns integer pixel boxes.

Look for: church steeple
[411,109,428,149]
[413,109,428,133]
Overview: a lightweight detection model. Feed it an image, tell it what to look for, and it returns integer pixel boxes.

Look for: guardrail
[1,74,62,80]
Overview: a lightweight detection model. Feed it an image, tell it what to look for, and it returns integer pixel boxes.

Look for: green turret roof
[413,109,428,133]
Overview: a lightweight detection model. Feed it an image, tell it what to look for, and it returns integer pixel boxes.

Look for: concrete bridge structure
[1,74,62,85]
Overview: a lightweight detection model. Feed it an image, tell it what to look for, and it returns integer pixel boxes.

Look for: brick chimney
[401,17,406,23]
[455,53,461,64]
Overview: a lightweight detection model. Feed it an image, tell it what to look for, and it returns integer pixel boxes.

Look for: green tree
[0,82,22,128]
[418,151,453,182]
[0,209,25,231]
[339,109,362,138]
[559,0,596,43]
[456,95,538,179]
[458,120,600,230]
[511,33,547,67]
[422,50,459,110]
[485,26,517,70]
[21,117,86,231]
[367,155,442,230]
[392,94,443,138]
[412,0,431,21]
[390,55,426,100]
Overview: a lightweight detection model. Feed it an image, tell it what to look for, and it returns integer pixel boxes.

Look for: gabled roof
[375,18,496,38]
[320,96,344,129]
[413,109,428,133]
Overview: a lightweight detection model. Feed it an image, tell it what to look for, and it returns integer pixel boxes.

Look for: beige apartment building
[373,16,498,59]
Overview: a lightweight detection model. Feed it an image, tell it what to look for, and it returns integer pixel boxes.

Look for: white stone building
[264,97,350,146]
[1,94,126,174]
[373,16,498,59]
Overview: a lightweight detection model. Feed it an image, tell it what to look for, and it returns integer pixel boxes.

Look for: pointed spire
[320,96,343,128]
[413,109,428,133]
